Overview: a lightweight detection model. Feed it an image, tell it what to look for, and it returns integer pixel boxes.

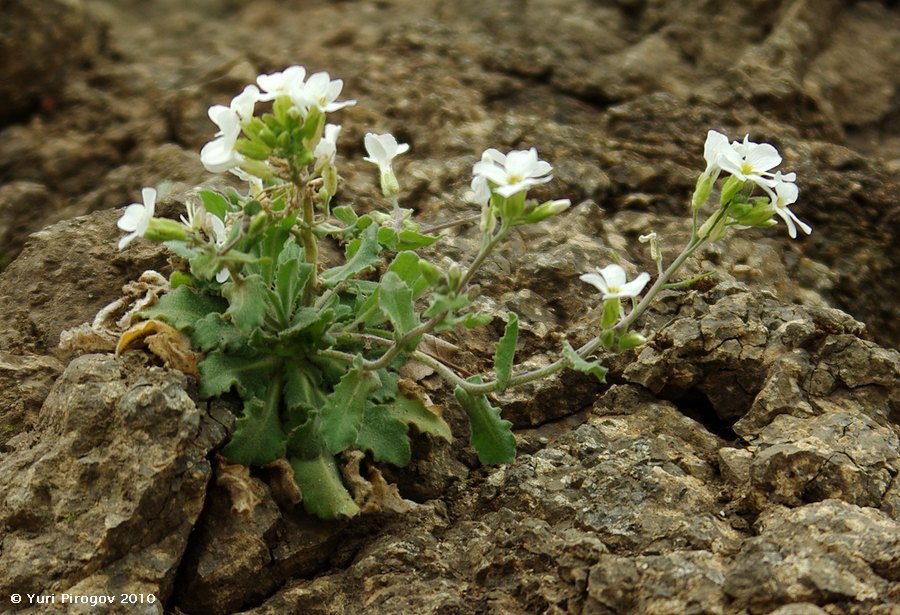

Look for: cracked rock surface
[0,0,899,614]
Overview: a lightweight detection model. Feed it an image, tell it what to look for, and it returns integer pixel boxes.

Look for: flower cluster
[697,130,811,239]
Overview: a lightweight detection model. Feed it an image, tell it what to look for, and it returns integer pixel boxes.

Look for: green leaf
[284,360,326,411]
[290,454,360,519]
[224,274,271,333]
[276,248,312,317]
[392,395,452,442]
[461,312,494,328]
[199,190,230,220]
[378,271,418,336]
[320,223,381,287]
[395,230,441,250]
[332,205,358,226]
[319,361,381,454]
[424,292,470,318]
[493,313,518,391]
[454,379,516,465]
[388,251,429,298]
[138,285,226,331]
[222,396,286,466]
[197,350,280,400]
[377,226,399,250]
[191,312,244,353]
[561,341,608,383]
[355,404,411,466]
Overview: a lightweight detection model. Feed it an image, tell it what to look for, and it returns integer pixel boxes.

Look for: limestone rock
[0,353,222,613]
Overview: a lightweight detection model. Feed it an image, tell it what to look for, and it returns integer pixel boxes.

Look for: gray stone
[0,353,221,613]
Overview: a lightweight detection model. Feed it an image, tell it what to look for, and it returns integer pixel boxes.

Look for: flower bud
[692,172,715,209]
[447,262,462,292]
[617,331,647,351]
[698,211,729,242]
[719,175,744,205]
[521,198,571,224]
[418,260,443,287]
[144,217,188,242]
[729,197,777,227]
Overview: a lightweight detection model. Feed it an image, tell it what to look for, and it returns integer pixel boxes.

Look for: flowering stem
[450,214,711,396]
[299,190,319,305]
[460,221,509,290]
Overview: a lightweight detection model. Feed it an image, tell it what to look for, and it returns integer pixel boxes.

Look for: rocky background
[1,0,898,613]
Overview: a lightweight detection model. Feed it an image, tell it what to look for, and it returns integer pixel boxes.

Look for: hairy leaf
[320,361,381,454]
[561,340,608,383]
[355,404,411,466]
[393,394,452,442]
[493,312,518,391]
[138,285,226,331]
[191,312,243,353]
[378,271,418,336]
[224,274,270,333]
[290,454,360,519]
[320,223,381,286]
[283,360,326,411]
[197,350,280,400]
[454,378,516,464]
[198,190,231,220]
[222,396,286,466]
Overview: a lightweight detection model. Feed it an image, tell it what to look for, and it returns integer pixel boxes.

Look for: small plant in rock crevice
[115,65,811,520]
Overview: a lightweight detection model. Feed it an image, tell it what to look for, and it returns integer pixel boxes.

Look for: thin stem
[361,315,445,371]
[300,190,319,305]
[459,221,509,290]
[421,214,481,234]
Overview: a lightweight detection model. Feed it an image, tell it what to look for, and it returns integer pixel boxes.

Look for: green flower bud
[617,331,647,352]
[698,211,729,242]
[418,260,443,287]
[144,217,188,242]
[692,172,715,209]
[520,198,571,224]
[447,262,462,292]
[730,197,777,227]
[235,138,271,161]
[719,175,744,205]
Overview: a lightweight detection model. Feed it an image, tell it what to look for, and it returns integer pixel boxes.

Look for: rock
[746,412,900,515]
[0,0,105,125]
[0,353,222,613]
[0,352,64,452]
[724,500,900,613]
[0,182,60,265]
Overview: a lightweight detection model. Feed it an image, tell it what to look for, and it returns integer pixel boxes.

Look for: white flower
[469,148,506,206]
[363,132,409,174]
[701,130,732,179]
[117,187,156,250]
[580,264,651,300]
[208,214,231,283]
[257,65,306,102]
[293,71,356,113]
[200,85,259,174]
[472,147,553,199]
[762,172,811,239]
[314,123,342,162]
[718,134,783,188]
[230,167,265,199]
